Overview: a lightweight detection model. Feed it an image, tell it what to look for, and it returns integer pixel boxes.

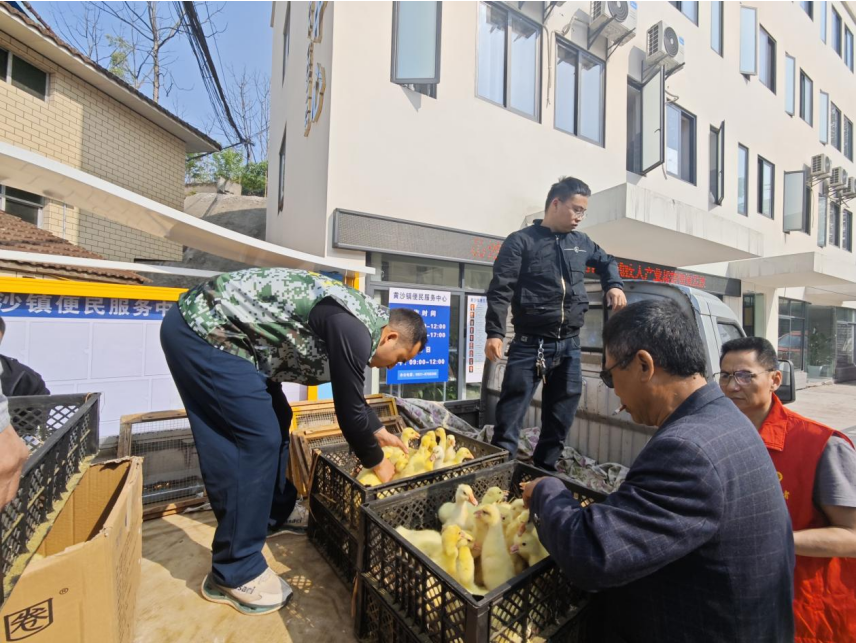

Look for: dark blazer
[531,383,794,642]
[485,220,623,340]
[0,355,49,397]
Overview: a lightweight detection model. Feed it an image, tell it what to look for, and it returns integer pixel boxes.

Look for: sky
[29,1,274,149]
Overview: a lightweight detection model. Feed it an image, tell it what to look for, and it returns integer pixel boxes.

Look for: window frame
[0,185,45,227]
[831,101,842,150]
[0,48,48,101]
[711,1,723,55]
[800,70,813,126]
[475,1,542,123]
[709,122,725,206]
[843,209,853,252]
[282,4,290,85]
[785,54,796,115]
[818,182,828,247]
[277,129,286,213]
[844,116,854,161]
[391,1,443,86]
[738,144,749,216]
[669,1,699,25]
[820,90,829,143]
[832,7,843,56]
[758,26,777,93]
[847,27,855,72]
[829,200,841,247]
[783,169,809,233]
[739,6,758,76]
[666,103,697,185]
[554,37,606,147]
[757,155,775,218]
[820,0,828,43]
[800,1,814,19]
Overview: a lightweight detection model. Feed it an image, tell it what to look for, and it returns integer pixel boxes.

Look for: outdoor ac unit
[810,153,832,178]
[848,176,856,195]
[591,1,637,41]
[830,166,849,189]
[646,21,685,72]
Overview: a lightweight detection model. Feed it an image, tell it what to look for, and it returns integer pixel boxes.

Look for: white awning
[0,143,373,276]
[727,252,856,288]
[583,183,763,267]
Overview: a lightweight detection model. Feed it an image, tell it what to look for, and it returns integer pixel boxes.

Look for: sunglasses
[600,356,632,388]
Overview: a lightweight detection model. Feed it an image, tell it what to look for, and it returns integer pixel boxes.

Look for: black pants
[160,306,298,587]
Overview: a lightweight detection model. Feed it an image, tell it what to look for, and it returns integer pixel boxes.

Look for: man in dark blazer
[523,299,794,642]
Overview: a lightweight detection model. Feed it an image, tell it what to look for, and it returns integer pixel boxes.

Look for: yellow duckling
[425,445,445,472]
[511,527,549,567]
[401,427,420,446]
[396,526,442,559]
[454,533,489,596]
[433,428,448,467]
[382,446,407,465]
[479,486,508,507]
[473,505,517,591]
[452,447,475,465]
[439,484,478,528]
[444,435,457,464]
[431,524,472,577]
[506,508,529,547]
[392,442,437,480]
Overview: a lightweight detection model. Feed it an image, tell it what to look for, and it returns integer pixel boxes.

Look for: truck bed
[136,510,353,643]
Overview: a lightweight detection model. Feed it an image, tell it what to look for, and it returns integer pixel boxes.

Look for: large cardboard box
[0,458,143,643]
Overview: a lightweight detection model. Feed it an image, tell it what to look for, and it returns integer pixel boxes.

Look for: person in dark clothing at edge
[521,300,795,642]
[485,177,626,470]
[160,268,427,616]
[0,317,50,397]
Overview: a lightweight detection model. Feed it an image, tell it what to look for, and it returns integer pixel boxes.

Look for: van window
[580,306,604,351]
[717,321,743,345]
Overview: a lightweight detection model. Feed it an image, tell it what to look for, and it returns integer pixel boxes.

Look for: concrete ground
[789,382,856,442]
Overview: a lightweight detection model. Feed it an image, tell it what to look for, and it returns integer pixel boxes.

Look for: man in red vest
[720,337,856,642]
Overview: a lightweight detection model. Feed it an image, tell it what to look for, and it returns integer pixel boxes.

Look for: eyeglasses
[715,370,775,387]
[567,203,587,220]
[600,357,631,388]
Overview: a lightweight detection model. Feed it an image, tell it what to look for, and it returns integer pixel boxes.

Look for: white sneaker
[268,499,309,537]
[201,567,293,615]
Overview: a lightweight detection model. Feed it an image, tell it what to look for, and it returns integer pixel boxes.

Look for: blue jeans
[160,306,298,588]
[491,334,583,471]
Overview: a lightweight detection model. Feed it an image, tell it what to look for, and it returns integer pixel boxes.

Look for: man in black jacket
[485,177,625,470]
[0,317,49,397]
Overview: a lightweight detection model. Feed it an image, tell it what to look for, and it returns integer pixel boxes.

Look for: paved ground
[789,382,856,441]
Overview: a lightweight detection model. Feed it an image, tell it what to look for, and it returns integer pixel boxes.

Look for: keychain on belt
[536,339,547,384]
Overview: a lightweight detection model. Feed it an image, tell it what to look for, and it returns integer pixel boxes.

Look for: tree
[240,161,268,197]
[224,66,270,163]
[210,149,244,183]
[185,153,211,184]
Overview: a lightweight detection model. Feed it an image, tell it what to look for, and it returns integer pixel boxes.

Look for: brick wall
[0,29,186,261]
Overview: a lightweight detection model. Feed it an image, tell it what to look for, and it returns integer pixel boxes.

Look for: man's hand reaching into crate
[372,427,409,483]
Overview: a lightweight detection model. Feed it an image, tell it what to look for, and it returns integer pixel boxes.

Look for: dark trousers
[491,334,583,470]
[160,306,298,588]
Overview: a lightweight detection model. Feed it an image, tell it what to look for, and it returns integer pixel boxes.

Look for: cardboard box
[0,458,143,643]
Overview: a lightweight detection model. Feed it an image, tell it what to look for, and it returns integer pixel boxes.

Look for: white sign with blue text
[0,294,173,320]
[386,288,450,385]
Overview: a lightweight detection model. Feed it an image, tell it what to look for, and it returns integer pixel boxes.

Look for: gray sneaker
[201,567,293,615]
[268,499,309,537]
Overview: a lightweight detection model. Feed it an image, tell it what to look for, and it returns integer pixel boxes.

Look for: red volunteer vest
[759,395,856,643]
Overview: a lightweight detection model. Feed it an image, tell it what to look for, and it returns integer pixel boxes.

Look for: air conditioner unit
[590,1,637,41]
[646,21,685,72]
[830,166,849,189]
[810,153,832,179]
[846,176,856,198]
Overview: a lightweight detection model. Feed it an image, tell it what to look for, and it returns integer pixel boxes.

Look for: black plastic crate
[360,461,605,643]
[307,494,360,586]
[356,576,431,643]
[310,427,508,535]
[1,394,100,604]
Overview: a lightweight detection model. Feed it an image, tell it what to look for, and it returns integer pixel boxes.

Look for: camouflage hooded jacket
[178,268,389,385]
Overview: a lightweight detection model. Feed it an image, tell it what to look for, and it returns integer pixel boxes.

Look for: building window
[785,55,795,115]
[758,156,774,218]
[784,170,808,233]
[739,6,758,75]
[820,91,829,143]
[0,186,44,226]
[743,294,755,337]
[277,130,286,213]
[709,125,724,205]
[831,102,842,150]
[801,1,813,18]
[829,201,841,246]
[391,1,441,92]
[800,71,813,125]
[477,2,540,121]
[282,4,290,84]
[847,27,854,72]
[627,81,642,173]
[845,116,854,161]
[778,298,807,371]
[818,183,828,247]
[832,8,842,56]
[669,1,699,24]
[0,48,48,100]
[844,210,853,252]
[667,104,696,184]
[711,1,723,55]
[759,27,776,92]
[820,1,828,43]
[555,40,604,146]
[738,144,749,215]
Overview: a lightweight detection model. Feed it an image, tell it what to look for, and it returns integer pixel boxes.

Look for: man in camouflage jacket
[160,268,426,615]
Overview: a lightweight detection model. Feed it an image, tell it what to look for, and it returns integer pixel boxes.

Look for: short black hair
[544,176,591,213]
[389,308,428,352]
[603,299,707,378]
[720,336,779,371]
[0,316,5,335]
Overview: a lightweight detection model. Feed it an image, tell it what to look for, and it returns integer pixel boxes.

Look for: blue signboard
[0,293,174,320]
[386,287,451,385]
